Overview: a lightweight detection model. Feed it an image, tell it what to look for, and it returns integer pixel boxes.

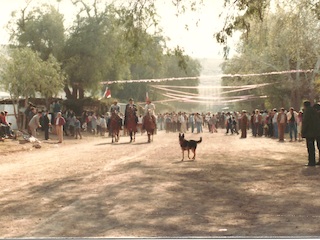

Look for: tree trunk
[22,97,28,130]
[72,85,78,99]
[64,84,72,99]
[79,87,85,99]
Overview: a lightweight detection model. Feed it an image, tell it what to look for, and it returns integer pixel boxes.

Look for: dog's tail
[197,137,202,143]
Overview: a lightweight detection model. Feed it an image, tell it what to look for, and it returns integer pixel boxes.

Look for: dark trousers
[306,137,316,165]
[278,123,286,141]
[241,126,247,138]
[44,127,49,140]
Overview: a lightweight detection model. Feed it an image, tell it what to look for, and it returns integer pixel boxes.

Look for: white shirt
[144,103,155,116]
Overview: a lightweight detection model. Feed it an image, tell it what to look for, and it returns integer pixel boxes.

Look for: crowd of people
[154,108,301,142]
[3,98,320,166]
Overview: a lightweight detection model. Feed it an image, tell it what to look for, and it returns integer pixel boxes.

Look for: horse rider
[144,99,157,126]
[124,98,138,127]
[110,100,122,129]
[110,100,120,113]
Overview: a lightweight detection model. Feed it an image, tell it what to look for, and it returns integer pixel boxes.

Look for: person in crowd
[287,107,298,142]
[188,113,195,133]
[232,116,239,135]
[313,103,320,165]
[100,115,107,136]
[209,114,218,133]
[0,111,13,138]
[55,112,66,143]
[157,113,164,131]
[195,112,203,133]
[24,102,36,129]
[91,112,98,135]
[179,112,187,133]
[272,108,278,139]
[302,100,320,166]
[277,107,287,142]
[137,114,143,134]
[225,112,233,134]
[28,110,42,138]
[41,110,51,140]
[267,110,274,138]
[297,110,303,142]
[253,109,262,137]
[172,112,178,132]
[74,116,82,139]
[240,110,249,138]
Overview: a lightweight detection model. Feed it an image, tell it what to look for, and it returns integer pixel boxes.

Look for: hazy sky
[0,0,235,59]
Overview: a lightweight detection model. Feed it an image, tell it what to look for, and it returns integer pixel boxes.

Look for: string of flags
[100,69,313,85]
[99,68,313,102]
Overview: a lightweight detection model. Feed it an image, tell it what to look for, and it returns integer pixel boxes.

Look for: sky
[0,0,237,59]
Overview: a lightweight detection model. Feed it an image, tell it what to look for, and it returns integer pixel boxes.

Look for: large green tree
[221,0,320,111]
[8,4,65,61]
[0,47,64,128]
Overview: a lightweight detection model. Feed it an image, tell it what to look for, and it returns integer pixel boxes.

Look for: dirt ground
[1,128,320,238]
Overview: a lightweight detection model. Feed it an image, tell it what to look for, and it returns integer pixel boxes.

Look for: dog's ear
[179,133,181,137]
[182,133,184,138]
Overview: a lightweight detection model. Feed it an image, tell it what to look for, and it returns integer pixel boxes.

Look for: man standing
[28,111,42,138]
[41,110,51,140]
[272,108,278,138]
[302,101,320,166]
[240,110,249,138]
[287,107,298,142]
[253,109,262,137]
[54,112,66,143]
[277,108,287,142]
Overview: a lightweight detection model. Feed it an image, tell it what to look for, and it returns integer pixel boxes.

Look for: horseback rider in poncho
[143,99,157,128]
[110,100,122,129]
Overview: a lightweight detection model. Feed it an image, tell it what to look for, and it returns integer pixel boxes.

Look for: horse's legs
[148,133,150,143]
[129,131,133,142]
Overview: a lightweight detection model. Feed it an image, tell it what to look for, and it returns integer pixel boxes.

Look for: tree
[221,0,320,110]
[8,4,65,61]
[0,47,64,128]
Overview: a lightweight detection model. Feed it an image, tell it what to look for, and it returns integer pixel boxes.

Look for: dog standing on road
[179,133,202,161]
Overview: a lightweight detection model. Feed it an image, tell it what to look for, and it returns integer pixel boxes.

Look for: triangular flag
[106,88,111,98]
[103,85,111,98]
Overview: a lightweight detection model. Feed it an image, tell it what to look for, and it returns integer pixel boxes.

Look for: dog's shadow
[172,159,196,164]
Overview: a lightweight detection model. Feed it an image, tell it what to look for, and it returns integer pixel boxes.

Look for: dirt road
[1,130,320,237]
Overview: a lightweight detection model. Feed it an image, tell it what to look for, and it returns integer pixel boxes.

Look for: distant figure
[54,112,66,143]
[28,111,42,138]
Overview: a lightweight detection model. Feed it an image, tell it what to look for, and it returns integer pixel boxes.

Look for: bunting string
[100,69,313,85]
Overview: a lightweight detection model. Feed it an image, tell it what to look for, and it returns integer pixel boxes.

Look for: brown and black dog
[179,133,202,161]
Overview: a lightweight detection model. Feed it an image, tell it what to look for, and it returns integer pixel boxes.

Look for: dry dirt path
[1,130,320,238]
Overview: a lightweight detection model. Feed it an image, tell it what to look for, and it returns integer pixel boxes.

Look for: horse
[142,111,156,143]
[109,112,121,143]
[125,107,137,142]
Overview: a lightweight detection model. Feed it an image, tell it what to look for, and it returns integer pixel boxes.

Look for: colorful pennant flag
[103,85,111,98]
